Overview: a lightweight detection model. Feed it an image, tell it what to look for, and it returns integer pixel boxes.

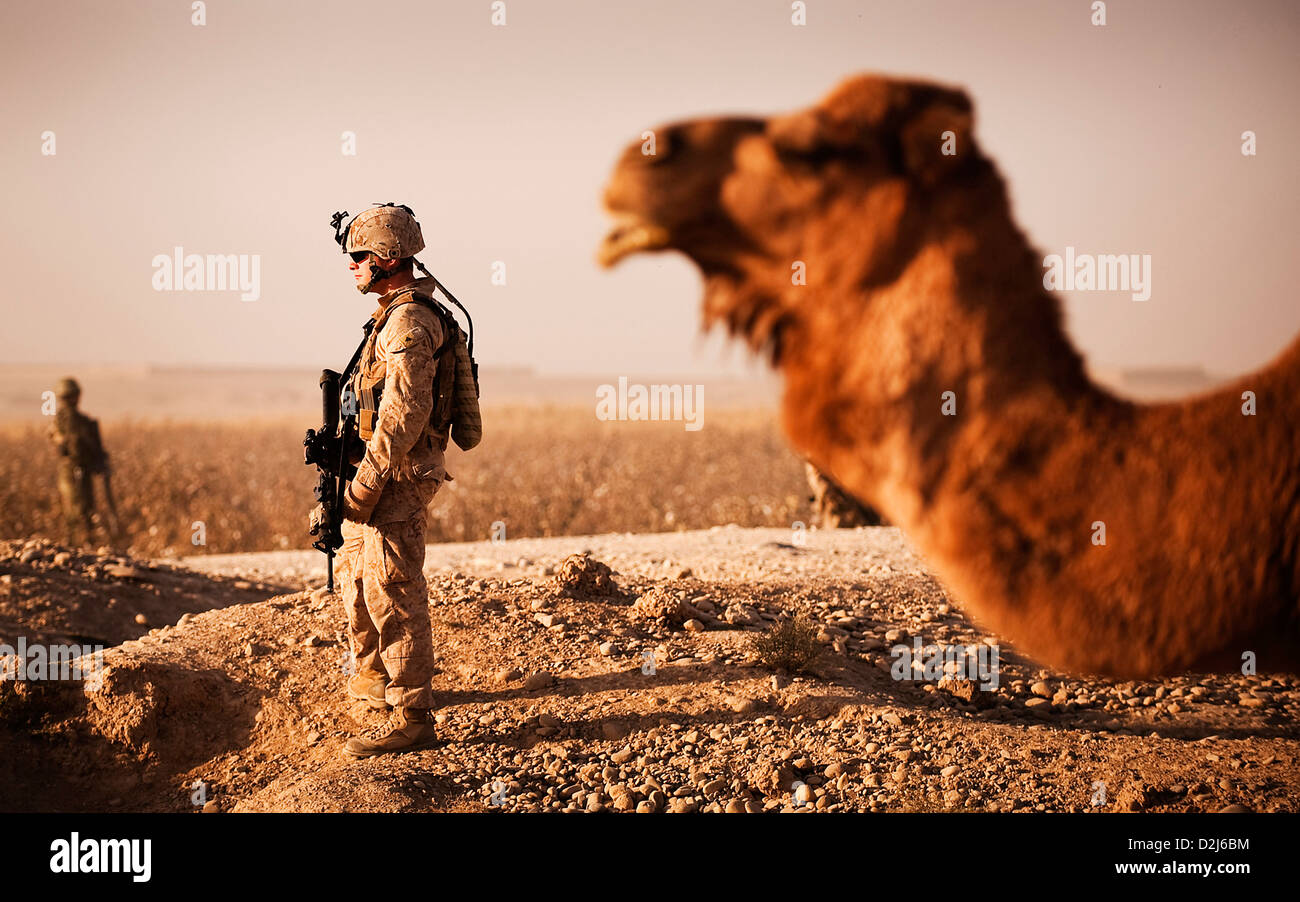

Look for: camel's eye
[771,140,841,168]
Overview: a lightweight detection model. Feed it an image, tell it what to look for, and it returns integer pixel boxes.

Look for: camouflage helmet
[343,203,425,261]
[56,377,80,399]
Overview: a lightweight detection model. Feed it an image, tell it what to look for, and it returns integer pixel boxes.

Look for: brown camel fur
[599,74,1300,679]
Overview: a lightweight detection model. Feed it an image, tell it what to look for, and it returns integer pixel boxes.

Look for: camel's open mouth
[598,212,670,267]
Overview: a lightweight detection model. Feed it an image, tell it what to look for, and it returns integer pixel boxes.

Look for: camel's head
[599,74,977,363]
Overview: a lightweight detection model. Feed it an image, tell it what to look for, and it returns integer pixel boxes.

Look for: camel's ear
[767,77,974,183]
[899,93,974,187]
[767,75,903,156]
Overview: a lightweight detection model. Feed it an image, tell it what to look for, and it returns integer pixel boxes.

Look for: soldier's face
[349,251,376,290]
[349,251,399,293]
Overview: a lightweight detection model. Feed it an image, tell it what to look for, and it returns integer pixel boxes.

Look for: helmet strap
[356,254,399,294]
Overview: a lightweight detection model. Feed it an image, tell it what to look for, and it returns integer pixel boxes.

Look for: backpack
[412,288,481,452]
[438,303,482,451]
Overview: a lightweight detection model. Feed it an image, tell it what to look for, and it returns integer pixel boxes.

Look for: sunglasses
[349,251,370,264]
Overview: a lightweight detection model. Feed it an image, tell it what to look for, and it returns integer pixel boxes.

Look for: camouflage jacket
[343,277,453,524]
[49,408,108,473]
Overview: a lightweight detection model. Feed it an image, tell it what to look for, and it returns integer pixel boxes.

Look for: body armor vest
[351,290,459,443]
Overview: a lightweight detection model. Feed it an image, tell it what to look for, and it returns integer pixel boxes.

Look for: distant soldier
[805,461,885,528]
[327,203,480,758]
[47,378,118,545]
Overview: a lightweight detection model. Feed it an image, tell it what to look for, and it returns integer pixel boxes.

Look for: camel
[599,74,1300,679]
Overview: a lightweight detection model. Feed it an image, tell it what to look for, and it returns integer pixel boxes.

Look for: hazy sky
[1,0,1296,378]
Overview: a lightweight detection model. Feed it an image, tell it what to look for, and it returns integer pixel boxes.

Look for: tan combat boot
[346,673,390,710]
[343,707,438,758]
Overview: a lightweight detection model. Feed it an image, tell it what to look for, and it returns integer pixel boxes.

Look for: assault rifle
[304,321,373,591]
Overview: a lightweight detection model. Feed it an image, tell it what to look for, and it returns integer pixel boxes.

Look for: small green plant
[749,616,821,674]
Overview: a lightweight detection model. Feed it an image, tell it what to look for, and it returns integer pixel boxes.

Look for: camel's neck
[772,155,1300,678]
[781,163,1110,533]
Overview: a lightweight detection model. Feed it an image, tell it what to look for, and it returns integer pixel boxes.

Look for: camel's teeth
[598,221,670,267]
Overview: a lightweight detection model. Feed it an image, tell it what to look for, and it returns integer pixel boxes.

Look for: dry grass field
[0,406,810,557]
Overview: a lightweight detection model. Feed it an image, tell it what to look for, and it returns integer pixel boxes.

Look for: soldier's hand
[308,503,327,535]
[342,488,371,524]
[341,476,380,523]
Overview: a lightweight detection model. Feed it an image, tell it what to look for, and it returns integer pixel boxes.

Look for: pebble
[524,672,554,691]
[702,778,727,797]
[728,696,758,714]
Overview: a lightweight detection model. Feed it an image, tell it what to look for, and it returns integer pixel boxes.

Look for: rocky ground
[1,526,1296,813]
[0,538,284,648]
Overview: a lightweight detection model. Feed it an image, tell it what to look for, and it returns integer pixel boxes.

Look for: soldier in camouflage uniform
[47,378,113,546]
[334,204,457,758]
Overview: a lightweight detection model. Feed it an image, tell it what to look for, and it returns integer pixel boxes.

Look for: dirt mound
[629,585,704,628]
[554,552,623,600]
[0,537,285,648]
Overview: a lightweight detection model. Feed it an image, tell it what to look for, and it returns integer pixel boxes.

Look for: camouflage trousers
[338,508,435,709]
[57,464,95,544]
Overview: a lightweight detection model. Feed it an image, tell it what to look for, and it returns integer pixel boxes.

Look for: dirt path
[2,526,1296,813]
